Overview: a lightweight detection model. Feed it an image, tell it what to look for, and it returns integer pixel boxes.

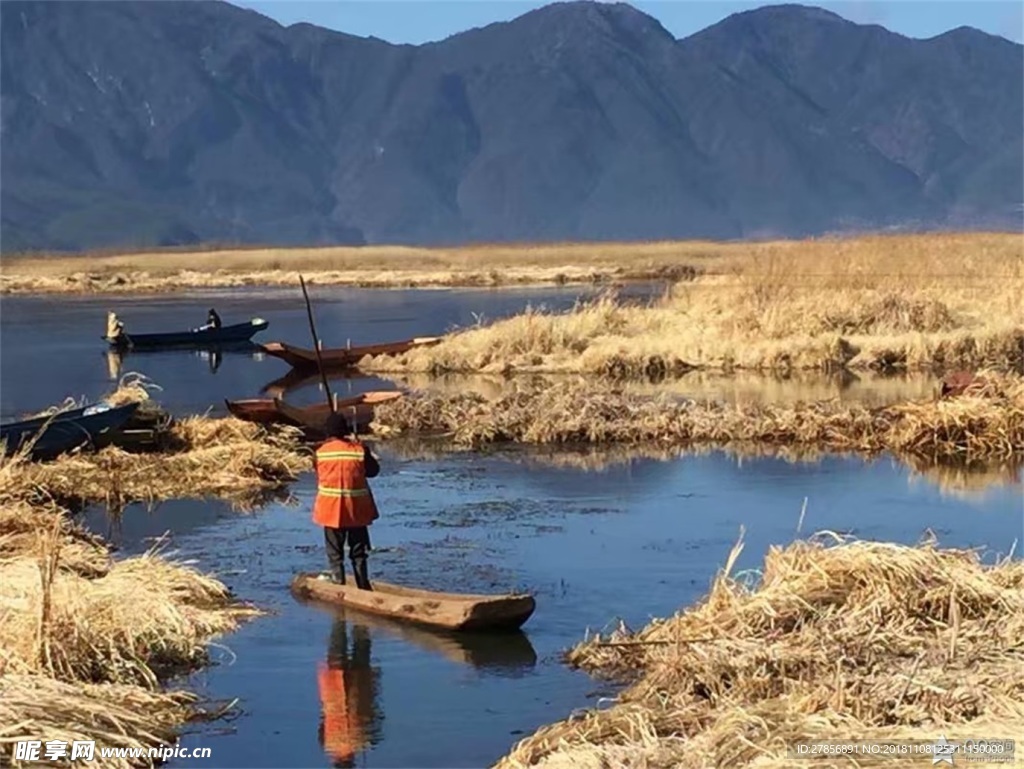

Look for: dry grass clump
[365,232,1023,376]
[387,369,942,408]
[372,370,1024,461]
[0,407,309,511]
[0,497,259,765]
[496,531,1024,769]
[0,675,194,769]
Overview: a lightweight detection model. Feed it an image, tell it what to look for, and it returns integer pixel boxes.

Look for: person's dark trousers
[324,526,372,589]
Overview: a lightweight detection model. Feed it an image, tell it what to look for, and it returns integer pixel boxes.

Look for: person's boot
[352,557,372,591]
[317,564,345,584]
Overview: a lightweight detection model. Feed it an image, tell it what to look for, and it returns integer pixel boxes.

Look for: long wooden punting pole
[298,275,336,414]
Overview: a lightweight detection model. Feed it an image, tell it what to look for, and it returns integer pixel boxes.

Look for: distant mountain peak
[0,0,1019,252]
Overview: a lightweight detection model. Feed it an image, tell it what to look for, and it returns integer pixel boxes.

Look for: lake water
[3,285,1022,768]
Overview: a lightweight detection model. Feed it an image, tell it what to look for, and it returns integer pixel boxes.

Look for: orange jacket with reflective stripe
[312,438,379,528]
[318,664,365,763]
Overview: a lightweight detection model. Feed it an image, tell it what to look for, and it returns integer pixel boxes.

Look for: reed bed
[386,369,944,408]
[0,675,194,769]
[0,239,714,295]
[0,378,291,765]
[495,531,1024,769]
[1,378,310,511]
[361,232,1023,376]
[0,499,259,767]
[372,370,1024,461]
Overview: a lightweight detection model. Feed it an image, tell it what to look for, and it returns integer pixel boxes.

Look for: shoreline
[0,382,310,766]
[493,531,1024,769]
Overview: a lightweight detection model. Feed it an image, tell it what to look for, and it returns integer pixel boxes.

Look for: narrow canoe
[105,318,269,349]
[259,336,442,370]
[290,572,536,632]
[225,391,401,428]
[296,598,538,673]
[1,401,141,459]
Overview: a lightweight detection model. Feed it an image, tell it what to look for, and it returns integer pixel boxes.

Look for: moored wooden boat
[1,401,141,459]
[259,336,442,370]
[296,598,538,672]
[290,572,536,632]
[225,391,401,429]
[105,317,269,350]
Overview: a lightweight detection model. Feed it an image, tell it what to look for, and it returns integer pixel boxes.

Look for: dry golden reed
[359,232,1024,376]
[1,377,311,511]
[0,238,710,294]
[373,370,1024,461]
[0,378,279,766]
[495,530,1024,769]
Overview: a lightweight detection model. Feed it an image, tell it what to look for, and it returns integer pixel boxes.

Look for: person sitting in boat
[312,412,380,590]
[106,311,126,341]
[194,308,222,332]
[317,618,381,768]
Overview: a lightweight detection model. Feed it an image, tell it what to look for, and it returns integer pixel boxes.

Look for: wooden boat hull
[260,336,441,370]
[1,402,141,459]
[296,597,538,673]
[106,318,269,350]
[290,572,536,632]
[225,391,400,430]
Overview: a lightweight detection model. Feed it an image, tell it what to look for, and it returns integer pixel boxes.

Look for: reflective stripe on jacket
[312,438,379,528]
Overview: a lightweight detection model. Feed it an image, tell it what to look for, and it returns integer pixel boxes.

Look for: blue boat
[104,317,269,350]
[1,401,142,459]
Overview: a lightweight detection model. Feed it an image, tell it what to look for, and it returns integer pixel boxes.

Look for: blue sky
[232,0,1024,44]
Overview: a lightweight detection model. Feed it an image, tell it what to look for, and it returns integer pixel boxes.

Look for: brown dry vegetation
[3,377,312,512]
[495,531,1024,769]
[0,381,315,766]
[372,369,1024,461]
[0,498,259,767]
[386,369,943,408]
[0,239,711,294]
[359,232,1024,376]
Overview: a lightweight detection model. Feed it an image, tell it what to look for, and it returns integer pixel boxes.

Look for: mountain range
[1,0,1021,253]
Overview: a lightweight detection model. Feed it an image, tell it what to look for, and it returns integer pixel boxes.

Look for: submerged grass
[372,370,1024,461]
[361,232,1023,376]
[495,531,1024,769]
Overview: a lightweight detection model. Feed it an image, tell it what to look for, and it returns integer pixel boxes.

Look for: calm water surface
[3,286,1022,768]
[82,449,1022,769]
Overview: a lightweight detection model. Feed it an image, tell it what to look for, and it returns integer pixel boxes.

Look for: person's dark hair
[323,412,350,438]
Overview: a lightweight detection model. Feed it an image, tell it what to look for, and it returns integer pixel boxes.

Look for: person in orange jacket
[313,412,380,590]
[317,618,382,767]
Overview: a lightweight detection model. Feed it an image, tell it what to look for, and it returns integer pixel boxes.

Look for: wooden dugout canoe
[290,572,537,632]
[259,336,442,370]
[296,599,538,673]
[225,391,401,429]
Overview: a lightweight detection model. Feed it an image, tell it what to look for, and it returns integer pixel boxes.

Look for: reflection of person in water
[317,618,383,768]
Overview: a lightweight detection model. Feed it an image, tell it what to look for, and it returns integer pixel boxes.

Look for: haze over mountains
[1,0,1021,253]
